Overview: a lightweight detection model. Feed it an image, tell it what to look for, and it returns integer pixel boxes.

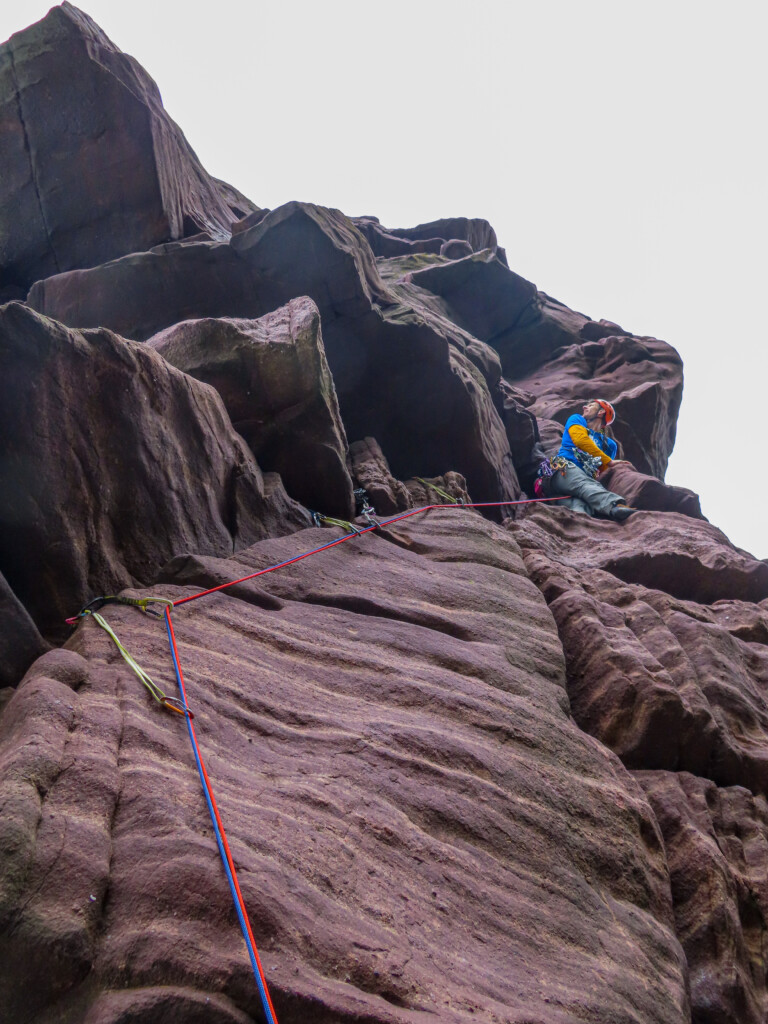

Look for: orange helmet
[595,399,616,425]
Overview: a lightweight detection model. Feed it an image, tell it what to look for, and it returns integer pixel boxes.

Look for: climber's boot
[609,503,637,522]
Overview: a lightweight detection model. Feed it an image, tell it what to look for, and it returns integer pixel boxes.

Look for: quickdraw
[69,599,190,719]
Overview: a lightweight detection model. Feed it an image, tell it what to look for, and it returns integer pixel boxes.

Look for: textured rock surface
[0,301,307,643]
[637,771,768,1024]
[512,507,768,788]
[26,241,261,341]
[0,514,689,1023]
[147,298,354,519]
[353,216,503,263]
[600,462,705,519]
[0,4,258,291]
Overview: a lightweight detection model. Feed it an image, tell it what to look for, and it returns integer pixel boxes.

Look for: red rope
[172,497,562,608]
[165,609,279,1023]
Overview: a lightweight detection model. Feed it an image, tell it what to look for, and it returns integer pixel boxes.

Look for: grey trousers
[548,462,625,517]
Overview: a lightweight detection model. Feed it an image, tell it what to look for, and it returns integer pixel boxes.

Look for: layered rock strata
[0,514,689,1024]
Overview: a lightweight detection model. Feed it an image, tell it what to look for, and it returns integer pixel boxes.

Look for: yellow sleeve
[568,424,614,468]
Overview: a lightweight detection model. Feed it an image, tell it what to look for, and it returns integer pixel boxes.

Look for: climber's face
[583,400,602,420]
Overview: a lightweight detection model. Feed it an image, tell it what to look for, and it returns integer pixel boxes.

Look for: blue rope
[164,613,278,1024]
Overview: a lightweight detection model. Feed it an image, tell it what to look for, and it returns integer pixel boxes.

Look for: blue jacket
[557,414,618,470]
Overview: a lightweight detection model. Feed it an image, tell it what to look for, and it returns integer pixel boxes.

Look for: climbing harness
[67,494,566,1023]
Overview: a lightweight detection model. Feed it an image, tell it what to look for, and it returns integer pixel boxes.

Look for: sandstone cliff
[1,7,767,1024]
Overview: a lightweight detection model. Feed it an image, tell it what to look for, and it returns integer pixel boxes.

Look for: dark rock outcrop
[0,571,49,687]
[0,3,258,291]
[0,301,307,641]
[30,200,519,505]
[147,298,355,520]
[26,241,260,341]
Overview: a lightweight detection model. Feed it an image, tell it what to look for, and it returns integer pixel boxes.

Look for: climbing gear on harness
[596,399,616,425]
[572,450,604,478]
[88,610,191,718]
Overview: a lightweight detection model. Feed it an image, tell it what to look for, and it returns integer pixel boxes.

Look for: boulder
[231,202,519,505]
[600,462,705,519]
[0,512,689,1023]
[349,437,411,515]
[0,302,307,641]
[0,3,259,290]
[408,248,538,342]
[147,298,355,520]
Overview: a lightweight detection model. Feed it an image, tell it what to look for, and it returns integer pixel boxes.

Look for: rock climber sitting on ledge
[537,399,637,521]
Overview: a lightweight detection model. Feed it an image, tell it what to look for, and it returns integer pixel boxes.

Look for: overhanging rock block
[0,302,307,640]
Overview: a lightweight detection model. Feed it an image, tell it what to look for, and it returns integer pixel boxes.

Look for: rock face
[0,3,258,291]
[147,298,355,520]
[637,772,768,1024]
[29,201,520,507]
[0,302,307,642]
[1,6,766,1024]
[0,514,689,1024]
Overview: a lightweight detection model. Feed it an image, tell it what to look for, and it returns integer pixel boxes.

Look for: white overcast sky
[4,1,767,558]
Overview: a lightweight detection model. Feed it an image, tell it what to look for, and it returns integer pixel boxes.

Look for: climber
[537,399,637,521]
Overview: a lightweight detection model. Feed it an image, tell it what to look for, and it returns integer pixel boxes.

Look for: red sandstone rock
[0,513,689,1022]
[349,437,411,515]
[28,201,519,506]
[511,507,768,791]
[0,570,49,687]
[3,8,767,1020]
[600,462,704,519]
[637,771,768,1024]
[0,302,307,642]
[147,298,355,520]
[0,4,259,291]
[26,241,260,342]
